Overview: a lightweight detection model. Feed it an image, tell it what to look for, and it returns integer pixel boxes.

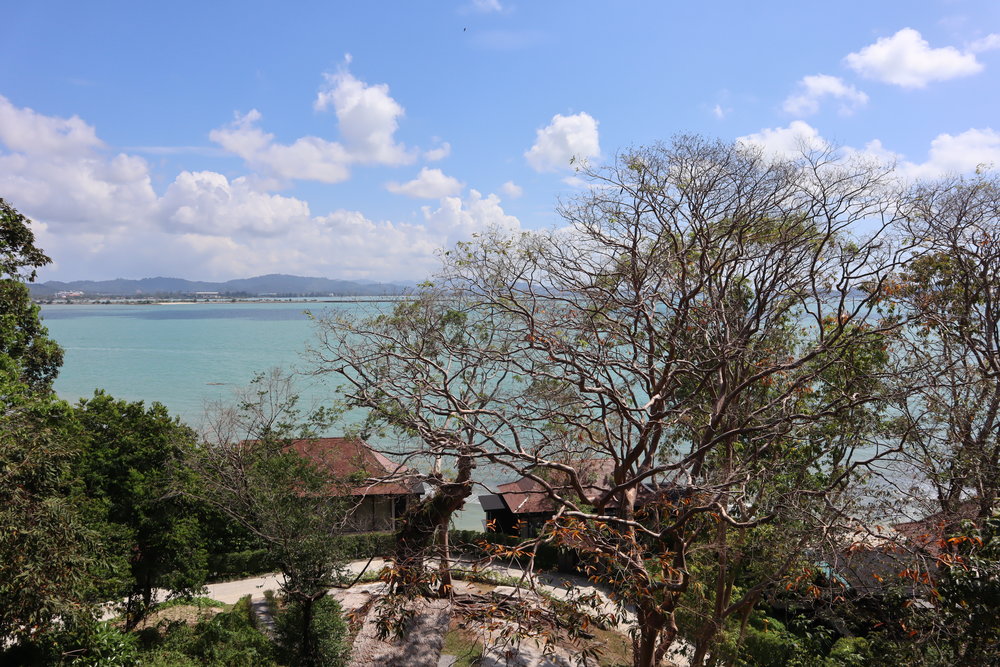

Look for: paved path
[134,557,690,666]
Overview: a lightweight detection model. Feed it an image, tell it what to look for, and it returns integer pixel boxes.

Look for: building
[479,459,692,538]
[288,437,424,533]
[478,459,619,537]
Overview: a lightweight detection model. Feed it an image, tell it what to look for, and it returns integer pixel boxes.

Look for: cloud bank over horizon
[2,4,1000,282]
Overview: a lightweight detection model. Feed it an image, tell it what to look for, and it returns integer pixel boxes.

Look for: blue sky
[3,0,1000,282]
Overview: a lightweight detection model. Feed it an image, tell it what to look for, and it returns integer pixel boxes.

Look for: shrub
[207,548,278,580]
[274,595,351,667]
[1,620,141,667]
[329,531,395,559]
[145,595,276,667]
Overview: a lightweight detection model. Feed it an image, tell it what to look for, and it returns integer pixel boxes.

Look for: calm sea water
[41,301,487,530]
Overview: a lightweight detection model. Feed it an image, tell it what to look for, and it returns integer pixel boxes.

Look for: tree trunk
[437,515,453,598]
[390,452,474,596]
[635,605,667,667]
[299,596,316,667]
[691,628,715,667]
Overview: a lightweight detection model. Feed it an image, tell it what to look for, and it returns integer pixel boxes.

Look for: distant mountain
[30,274,413,297]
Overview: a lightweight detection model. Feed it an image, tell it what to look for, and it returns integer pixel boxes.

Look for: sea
[40,300,487,530]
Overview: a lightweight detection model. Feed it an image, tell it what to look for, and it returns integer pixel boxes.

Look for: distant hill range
[30,274,415,298]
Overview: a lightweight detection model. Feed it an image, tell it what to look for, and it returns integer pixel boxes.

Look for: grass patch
[442,625,484,667]
[587,625,632,667]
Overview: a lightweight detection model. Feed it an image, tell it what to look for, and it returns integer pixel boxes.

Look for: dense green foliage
[142,596,277,667]
[0,198,98,650]
[274,596,351,667]
[73,391,208,627]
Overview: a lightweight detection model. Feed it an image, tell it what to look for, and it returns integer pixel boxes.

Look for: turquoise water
[41,301,487,530]
[43,301,339,423]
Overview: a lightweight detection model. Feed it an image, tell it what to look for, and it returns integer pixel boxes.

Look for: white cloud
[314,64,412,166]
[844,28,983,88]
[711,104,727,120]
[209,110,352,184]
[0,95,157,228]
[421,189,521,248]
[0,95,102,156]
[386,167,464,198]
[210,61,414,183]
[783,74,868,116]
[968,33,1000,53]
[737,120,829,160]
[898,128,1000,180]
[423,142,451,161]
[501,180,522,198]
[525,112,600,172]
[160,171,312,236]
[739,119,1000,184]
[0,95,520,282]
[470,0,503,12]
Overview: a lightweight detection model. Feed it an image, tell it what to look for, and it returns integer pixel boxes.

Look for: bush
[0,620,141,667]
[274,595,351,667]
[209,532,396,581]
[329,531,395,559]
[145,595,276,667]
[207,548,279,580]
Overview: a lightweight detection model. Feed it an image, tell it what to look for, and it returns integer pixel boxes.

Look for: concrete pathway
[125,556,690,666]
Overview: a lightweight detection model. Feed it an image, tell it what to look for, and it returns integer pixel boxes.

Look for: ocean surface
[41,301,487,530]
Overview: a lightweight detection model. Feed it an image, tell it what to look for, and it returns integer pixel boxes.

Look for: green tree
[0,197,62,389]
[0,379,99,647]
[0,198,99,651]
[191,371,351,666]
[73,391,208,629]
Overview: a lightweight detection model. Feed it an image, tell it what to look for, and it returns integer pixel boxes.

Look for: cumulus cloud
[314,63,412,166]
[0,95,519,282]
[739,119,1000,184]
[0,96,103,156]
[737,120,829,160]
[0,95,157,228]
[845,28,983,88]
[209,110,352,184]
[968,33,1000,53]
[160,171,312,236]
[386,167,464,198]
[783,74,868,116]
[424,142,451,161]
[501,180,522,198]
[421,189,520,248]
[525,112,600,172]
[898,128,1000,180]
[711,104,728,120]
[210,61,414,184]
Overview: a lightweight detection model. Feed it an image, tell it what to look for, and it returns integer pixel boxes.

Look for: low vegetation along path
[197,558,692,667]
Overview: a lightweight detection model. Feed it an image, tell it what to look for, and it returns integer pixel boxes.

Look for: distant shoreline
[37,296,417,306]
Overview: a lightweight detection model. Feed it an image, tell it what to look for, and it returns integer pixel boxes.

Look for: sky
[3,0,1000,283]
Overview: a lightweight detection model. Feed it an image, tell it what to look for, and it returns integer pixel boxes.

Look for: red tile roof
[287,437,420,497]
[496,459,617,515]
[892,500,980,557]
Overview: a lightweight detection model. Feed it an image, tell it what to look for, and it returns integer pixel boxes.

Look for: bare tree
[310,136,910,665]
[427,137,909,666]
[892,173,1000,521]
[309,294,515,600]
